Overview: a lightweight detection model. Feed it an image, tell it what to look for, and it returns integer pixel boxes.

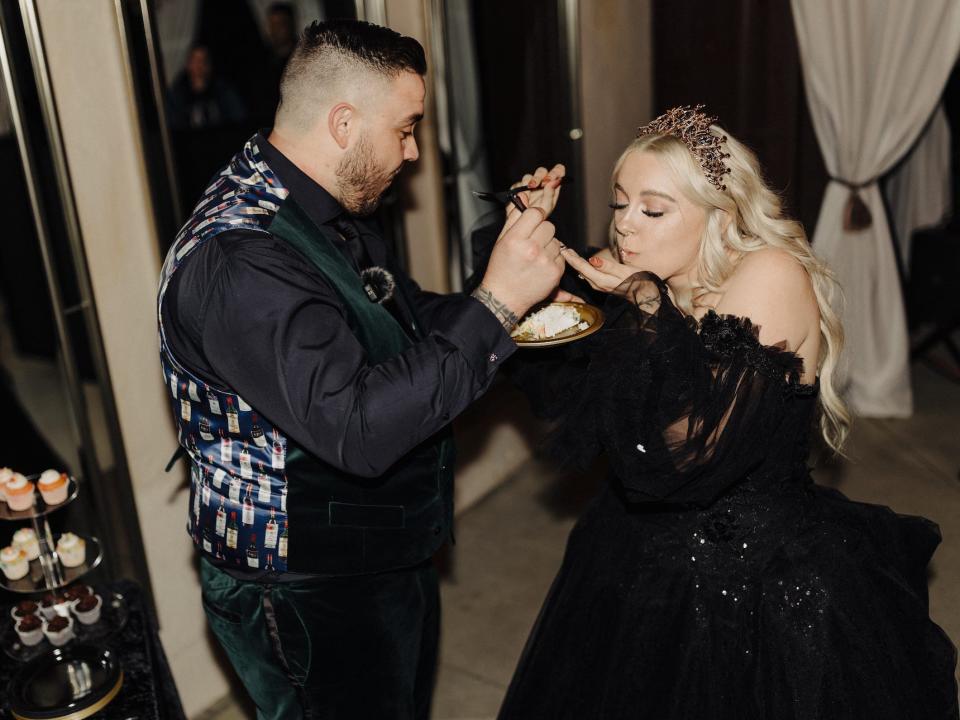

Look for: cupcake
[56,533,85,568]
[0,468,12,502]
[15,615,44,647]
[63,584,93,602]
[72,594,102,625]
[43,615,74,647]
[0,545,28,580]
[4,474,35,512]
[12,527,40,561]
[10,600,38,621]
[37,470,69,505]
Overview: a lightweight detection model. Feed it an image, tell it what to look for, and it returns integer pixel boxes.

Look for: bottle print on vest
[220,429,232,463]
[239,441,252,480]
[246,534,259,569]
[188,379,201,402]
[213,466,226,491]
[202,459,213,507]
[206,385,221,415]
[199,416,214,442]
[225,397,240,434]
[180,383,192,422]
[216,498,227,537]
[271,429,284,470]
[257,463,271,504]
[202,527,213,554]
[251,415,267,449]
[229,474,241,504]
[265,508,278,550]
[226,511,239,550]
[242,484,255,526]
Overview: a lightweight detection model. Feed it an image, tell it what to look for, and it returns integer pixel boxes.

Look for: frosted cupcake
[0,467,12,503]
[72,594,102,625]
[43,614,74,647]
[37,470,69,505]
[56,533,85,568]
[4,474,35,512]
[11,599,37,618]
[12,527,40,561]
[0,545,28,580]
[64,584,93,602]
[15,615,44,647]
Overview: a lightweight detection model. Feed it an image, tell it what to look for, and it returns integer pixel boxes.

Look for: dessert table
[0,581,184,720]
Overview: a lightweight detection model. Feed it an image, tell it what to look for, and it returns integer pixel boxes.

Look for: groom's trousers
[200,557,440,720]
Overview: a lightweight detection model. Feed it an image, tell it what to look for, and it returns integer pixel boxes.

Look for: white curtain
[153,0,201,86]
[791,0,960,417]
[885,105,953,274]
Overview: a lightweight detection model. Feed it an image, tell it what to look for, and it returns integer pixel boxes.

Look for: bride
[498,106,958,719]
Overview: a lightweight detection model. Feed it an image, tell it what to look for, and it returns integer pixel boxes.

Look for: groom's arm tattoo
[471,285,520,332]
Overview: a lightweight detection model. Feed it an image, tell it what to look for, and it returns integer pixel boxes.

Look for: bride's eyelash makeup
[607,202,664,218]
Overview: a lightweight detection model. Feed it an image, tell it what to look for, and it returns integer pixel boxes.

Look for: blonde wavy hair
[609,129,850,453]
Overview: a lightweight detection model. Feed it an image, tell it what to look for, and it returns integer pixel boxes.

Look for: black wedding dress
[499,272,958,720]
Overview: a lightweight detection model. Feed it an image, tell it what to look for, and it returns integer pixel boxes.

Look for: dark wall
[652,0,828,235]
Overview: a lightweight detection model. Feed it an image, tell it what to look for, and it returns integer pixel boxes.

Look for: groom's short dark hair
[275,19,426,131]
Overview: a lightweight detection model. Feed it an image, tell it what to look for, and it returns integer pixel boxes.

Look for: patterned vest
[158,136,454,576]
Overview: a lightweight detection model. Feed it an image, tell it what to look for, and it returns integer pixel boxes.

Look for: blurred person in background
[166,43,246,130]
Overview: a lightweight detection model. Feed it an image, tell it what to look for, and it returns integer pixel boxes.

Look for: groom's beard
[335,134,398,216]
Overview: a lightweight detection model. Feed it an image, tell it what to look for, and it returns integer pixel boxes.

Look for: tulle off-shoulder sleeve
[537,271,813,506]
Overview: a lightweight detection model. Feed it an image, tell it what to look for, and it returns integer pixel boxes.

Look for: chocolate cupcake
[64,584,93,601]
[43,614,73,647]
[15,614,43,647]
[10,600,38,622]
[72,594,102,625]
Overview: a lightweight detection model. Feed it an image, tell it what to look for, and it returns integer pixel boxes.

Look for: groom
[158,18,565,720]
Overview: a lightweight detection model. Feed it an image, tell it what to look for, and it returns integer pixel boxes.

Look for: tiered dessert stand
[0,475,127,661]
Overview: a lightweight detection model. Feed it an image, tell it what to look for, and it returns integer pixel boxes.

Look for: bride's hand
[561,247,636,293]
[501,164,566,233]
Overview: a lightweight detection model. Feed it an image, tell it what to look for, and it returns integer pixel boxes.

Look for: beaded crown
[636,105,731,191]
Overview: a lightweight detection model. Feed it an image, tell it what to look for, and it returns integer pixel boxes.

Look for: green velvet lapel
[269,197,412,364]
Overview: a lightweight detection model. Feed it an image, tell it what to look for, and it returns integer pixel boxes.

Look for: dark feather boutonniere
[360,266,396,304]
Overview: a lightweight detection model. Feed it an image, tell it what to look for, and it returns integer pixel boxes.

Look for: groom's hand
[473,209,565,330]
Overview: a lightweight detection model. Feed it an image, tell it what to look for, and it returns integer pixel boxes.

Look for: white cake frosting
[12,528,36,545]
[57,533,80,549]
[6,474,29,491]
[1,546,24,563]
[38,469,64,487]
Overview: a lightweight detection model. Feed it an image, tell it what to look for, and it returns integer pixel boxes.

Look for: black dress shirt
[161,133,516,480]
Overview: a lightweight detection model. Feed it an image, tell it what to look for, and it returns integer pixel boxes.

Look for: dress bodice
[520,271,822,507]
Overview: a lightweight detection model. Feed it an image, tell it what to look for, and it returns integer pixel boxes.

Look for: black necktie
[330,216,370,273]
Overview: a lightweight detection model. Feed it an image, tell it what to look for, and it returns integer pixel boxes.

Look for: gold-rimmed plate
[512,302,604,348]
